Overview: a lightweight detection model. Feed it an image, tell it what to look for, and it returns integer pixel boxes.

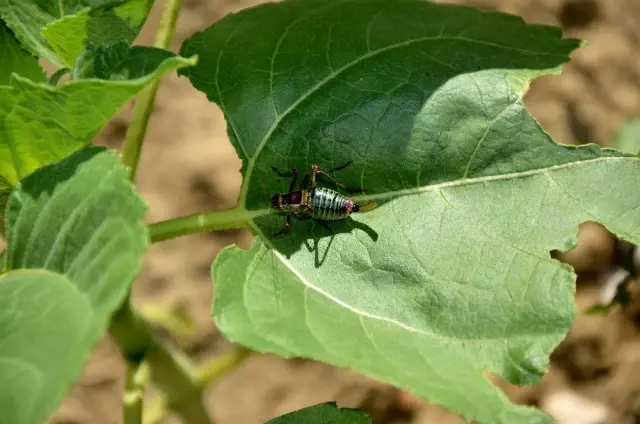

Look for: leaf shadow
[13,146,105,199]
[269,216,378,268]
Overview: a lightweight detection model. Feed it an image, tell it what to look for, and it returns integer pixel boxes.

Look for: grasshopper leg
[303,160,353,189]
[272,167,298,192]
[273,214,292,237]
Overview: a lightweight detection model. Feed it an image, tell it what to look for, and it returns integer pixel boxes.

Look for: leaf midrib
[245,155,629,219]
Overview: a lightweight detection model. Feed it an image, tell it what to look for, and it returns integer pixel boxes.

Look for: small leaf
[72,42,177,80]
[1,146,147,424]
[611,118,640,155]
[0,44,196,193]
[43,0,154,67]
[0,0,153,67]
[183,1,640,423]
[0,20,45,85]
[267,402,371,424]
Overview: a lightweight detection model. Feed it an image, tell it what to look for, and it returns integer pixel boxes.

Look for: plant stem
[197,346,253,387]
[148,207,266,243]
[144,396,169,424]
[113,1,218,424]
[123,361,149,424]
[121,0,184,181]
[110,300,214,424]
[141,347,253,424]
[48,68,70,86]
[121,84,156,181]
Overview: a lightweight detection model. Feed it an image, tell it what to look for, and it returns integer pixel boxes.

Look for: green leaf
[0,20,45,85]
[0,270,93,424]
[0,43,196,190]
[72,42,177,80]
[182,1,640,423]
[611,118,640,155]
[0,0,153,67]
[1,146,147,424]
[43,0,154,68]
[267,402,371,424]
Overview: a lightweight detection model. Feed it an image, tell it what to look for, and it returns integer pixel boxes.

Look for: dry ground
[48,0,640,423]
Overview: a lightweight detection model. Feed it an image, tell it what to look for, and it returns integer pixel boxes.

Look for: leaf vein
[462,99,519,179]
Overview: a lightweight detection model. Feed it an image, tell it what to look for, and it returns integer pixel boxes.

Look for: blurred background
[49,0,640,423]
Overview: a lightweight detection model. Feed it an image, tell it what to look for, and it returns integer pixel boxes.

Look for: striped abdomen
[308,187,354,221]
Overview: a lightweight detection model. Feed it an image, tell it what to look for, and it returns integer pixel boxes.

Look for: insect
[270,161,377,237]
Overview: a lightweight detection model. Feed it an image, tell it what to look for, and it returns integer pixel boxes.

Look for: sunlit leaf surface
[0,43,195,189]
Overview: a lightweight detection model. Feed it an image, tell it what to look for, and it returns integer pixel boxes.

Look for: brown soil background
[47,0,640,423]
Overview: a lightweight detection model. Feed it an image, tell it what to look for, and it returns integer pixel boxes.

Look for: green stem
[110,300,213,424]
[144,396,169,424]
[141,347,253,424]
[121,0,184,181]
[197,347,253,387]
[121,84,156,181]
[123,361,149,424]
[112,0,219,423]
[148,207,265,243]
[48,68,70,86]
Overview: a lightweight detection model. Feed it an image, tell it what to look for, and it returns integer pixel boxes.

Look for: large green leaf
[0,43,196,188]
[0,0,153,67]
[267,402,370,424]
[0,146,147,424]
[0,20,45,85]
[180,1,640,423]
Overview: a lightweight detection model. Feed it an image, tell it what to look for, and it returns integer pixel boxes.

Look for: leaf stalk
[197,346,253,387]
[47,68,70,86]
[148,206,267,243]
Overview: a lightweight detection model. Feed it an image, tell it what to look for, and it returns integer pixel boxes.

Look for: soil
[46,0,640,423]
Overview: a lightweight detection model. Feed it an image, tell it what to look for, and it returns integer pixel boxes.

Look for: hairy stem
[121,0,184,181]
[148,207,267,243]
[110,300,214,424]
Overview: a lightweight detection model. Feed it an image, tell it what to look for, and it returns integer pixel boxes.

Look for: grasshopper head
[270,193,282,210]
